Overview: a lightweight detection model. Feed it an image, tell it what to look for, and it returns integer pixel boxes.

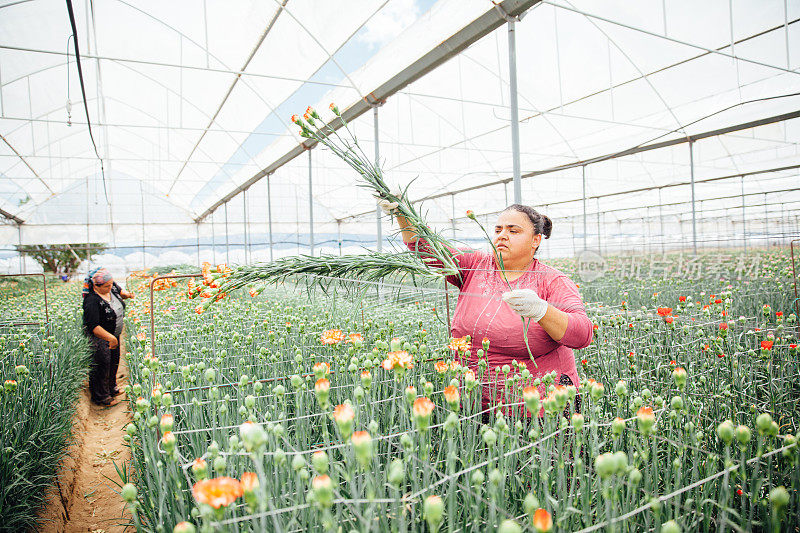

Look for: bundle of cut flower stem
[292,105,461,279]
[215,252,444,295]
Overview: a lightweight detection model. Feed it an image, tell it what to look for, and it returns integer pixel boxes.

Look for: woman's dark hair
[504,204,552,239]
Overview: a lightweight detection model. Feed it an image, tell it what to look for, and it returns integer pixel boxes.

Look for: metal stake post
[451,194,457,238]
[211,212,216,265]
[582,166,587,250]
[17,224,23,274]
[764,192,769,247]
[243,189,249,263]
[508,20,522,204]
[224,202,229,264]
[374,106,382,252]
[308,149,314,256]
[140,181,146,268]
[689,141,697,256]
[195,223,200,267]
[337,221,342,256]
[596,197,602,255]
[267,177,274,261]
[658,188,665,254]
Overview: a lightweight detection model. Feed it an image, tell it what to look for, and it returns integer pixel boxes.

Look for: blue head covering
[82,267,113,298]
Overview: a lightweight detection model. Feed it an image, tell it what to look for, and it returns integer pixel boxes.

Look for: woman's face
[493,209,541,267]
[94,280,113,295]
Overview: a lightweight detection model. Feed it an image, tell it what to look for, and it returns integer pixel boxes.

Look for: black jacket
[83,282,126,337]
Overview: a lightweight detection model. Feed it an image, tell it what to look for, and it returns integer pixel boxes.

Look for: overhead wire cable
[65,0,108,203]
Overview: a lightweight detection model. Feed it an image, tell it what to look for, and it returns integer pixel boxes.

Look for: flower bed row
[0,281,89,532]
[120,251,799,532]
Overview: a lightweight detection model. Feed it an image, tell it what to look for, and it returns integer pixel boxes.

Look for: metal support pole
[374,106,382,252]
[308,149,314,256]
[582,166,587,250]
[740,176,747,253]
[195,223,201,267]
[764,192,769,247]
[17,224,23,274]
[224,202,229,264]
[508,20,522,204]
[267,177,274,262]
[337,221,342,256]
[243,189,249,263]
[140,181,146,268]
[657,188,665,254]
[689,141,697,256]
[211,211,216,264]
[596,197,602,255]
[451,194,457,238]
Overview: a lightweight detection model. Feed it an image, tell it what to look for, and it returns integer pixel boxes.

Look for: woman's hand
[502,289,549,322]
[92,325,118,348]
[121,290,135,299]
[374,187,403,215]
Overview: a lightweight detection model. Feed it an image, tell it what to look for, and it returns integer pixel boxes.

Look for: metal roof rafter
[336,109,800,220]
[194,0,542,223]
[165,0,288,195]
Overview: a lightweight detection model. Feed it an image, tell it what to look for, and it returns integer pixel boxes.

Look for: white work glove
[502,289,549,322]
[374,187,403,216]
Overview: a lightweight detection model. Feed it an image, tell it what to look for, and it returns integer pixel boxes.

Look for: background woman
[82,268,134,406]
[380,199,593,411]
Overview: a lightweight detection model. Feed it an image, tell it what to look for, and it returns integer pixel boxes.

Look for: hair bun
[541,215,552,239]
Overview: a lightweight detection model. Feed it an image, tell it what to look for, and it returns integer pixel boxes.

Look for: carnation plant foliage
[116,248,799,533]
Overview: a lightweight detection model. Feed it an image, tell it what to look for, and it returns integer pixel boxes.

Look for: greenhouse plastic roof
[1,0,799,250]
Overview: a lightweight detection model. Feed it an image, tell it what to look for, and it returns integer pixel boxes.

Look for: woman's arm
[92,325,118,348]
[503,276,594,349]
[537,305,569,342]
[395,213,420,244]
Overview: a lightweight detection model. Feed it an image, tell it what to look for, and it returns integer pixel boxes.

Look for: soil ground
[40,345,132,533]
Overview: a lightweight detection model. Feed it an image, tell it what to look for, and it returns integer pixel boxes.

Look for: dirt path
[41,348,132,533]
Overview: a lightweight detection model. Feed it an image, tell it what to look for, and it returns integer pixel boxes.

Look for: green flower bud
[173,522,196,533]
[661,520,680,533]
[424,495,444,532]
[670,396,684,411]
[121,483,137,503]
[523,493,539,515]
[571,413,584,432]
[716,420,734,445]
[735,425,751,446]
[387,458,404,488]
[312,451,329,474]
[595,453,616,479]
[292,454,306,472]
[769,486,789,510]
[756,413,773,434]
[613,451,628,473]
[498,520,522,533]
[213,455,226,474]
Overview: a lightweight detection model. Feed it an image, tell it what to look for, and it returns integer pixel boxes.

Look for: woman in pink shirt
[381,201,593,412]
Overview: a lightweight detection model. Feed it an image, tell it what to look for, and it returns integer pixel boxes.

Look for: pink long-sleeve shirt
[409,239,593,406]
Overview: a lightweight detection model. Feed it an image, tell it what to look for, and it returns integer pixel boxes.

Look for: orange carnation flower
[192,477,243,509]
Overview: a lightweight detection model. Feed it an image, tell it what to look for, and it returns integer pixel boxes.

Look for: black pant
[89,336,120,403]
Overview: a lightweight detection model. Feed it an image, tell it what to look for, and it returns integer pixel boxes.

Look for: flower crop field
[113,249,800,533]
[0,278,88,531]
